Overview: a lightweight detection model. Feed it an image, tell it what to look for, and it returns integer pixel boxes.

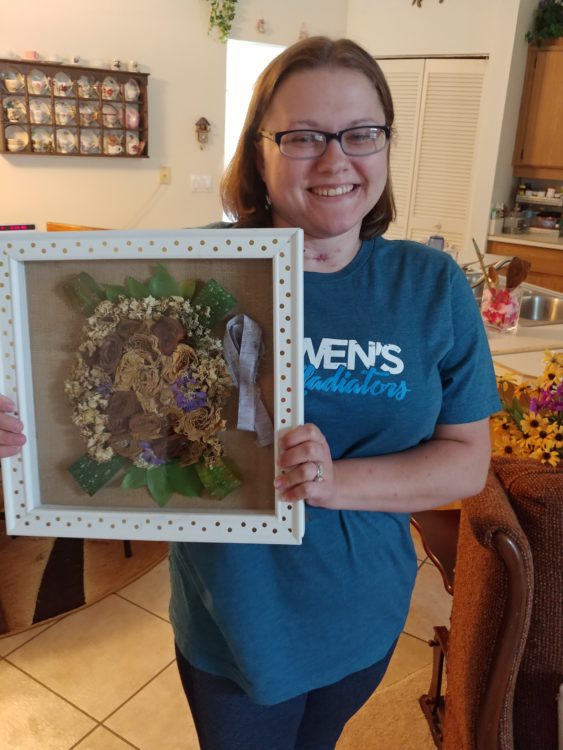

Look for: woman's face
[257,66,389,245]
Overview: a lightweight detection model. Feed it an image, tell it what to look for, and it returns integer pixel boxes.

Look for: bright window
[224,39,285,171]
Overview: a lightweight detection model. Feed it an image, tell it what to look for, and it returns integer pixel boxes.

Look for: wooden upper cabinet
[513,38,563,179]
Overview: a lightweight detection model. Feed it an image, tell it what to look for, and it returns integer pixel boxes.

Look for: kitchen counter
[488,233,563,252]
[488,324,563,356]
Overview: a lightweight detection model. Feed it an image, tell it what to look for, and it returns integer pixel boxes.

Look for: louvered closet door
[377,59,424,241]
[380,57,486,249]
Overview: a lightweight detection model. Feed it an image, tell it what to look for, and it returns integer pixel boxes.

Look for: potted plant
[526,0,563,46]
[206,0,238,43]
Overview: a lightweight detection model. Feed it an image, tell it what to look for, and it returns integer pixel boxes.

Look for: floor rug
[0,519,168,636]
[337,665,437,750]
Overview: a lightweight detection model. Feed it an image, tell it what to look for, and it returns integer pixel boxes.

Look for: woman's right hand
[0,395,26,458]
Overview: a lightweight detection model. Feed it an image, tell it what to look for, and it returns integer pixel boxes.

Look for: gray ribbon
[223,314,274,447]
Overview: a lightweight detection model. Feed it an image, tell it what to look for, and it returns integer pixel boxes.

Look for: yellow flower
[547,425,563,448]
[492,430,524,458]
[513,381,533,400]
[530,444,560,467]
[497,374,519,392]
[519,411,550,436]
[543,350,563,368]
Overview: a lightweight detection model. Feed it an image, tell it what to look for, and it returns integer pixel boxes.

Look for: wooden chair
[442,469,533,750]
[410,509,460,747]
[445,459,563,750]
[411,469,534,750]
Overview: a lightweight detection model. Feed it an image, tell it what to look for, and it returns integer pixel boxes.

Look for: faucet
[462,257,514,289]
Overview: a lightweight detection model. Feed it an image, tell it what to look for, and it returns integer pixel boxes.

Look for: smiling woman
[0,36,502,750]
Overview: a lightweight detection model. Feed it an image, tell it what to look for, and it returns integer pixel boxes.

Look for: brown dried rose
[126,333,160,360]
[109,432,142,459]
[116,318,144,340]
[98,333,124,373]
[161,344,199,383]
[114,350,155,390]
[152,316,185,356]
[178,406,225,441]
[132,365,162,400]
[128,412,166,440]
[107,390,142,433]
[178,440,204,466]
[159,384,176,407]
[146,434,192,461]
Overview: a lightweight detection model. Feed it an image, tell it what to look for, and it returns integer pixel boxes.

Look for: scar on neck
[310,253,329,262]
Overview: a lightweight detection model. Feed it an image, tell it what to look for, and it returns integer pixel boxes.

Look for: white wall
[347,0,537,260]
[2,0,537,251]
[0,0,347,230]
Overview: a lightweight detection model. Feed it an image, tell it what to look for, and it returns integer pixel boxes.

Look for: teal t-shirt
[169,237,501,705]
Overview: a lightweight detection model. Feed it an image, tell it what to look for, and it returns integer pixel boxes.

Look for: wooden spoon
[506,257,531,289]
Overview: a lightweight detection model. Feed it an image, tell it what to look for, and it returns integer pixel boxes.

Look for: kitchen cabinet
[486,238,563,293]
[513,38,563,180]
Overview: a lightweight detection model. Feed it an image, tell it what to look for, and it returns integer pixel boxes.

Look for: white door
[380,57,486,251]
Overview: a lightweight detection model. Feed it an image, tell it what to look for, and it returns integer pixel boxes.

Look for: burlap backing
[25,258,276,512]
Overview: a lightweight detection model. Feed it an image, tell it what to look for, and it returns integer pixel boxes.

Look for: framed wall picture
[0,228,304,544]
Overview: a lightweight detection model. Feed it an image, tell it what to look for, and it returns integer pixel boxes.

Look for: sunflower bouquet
[492,350,563,467]
[63,264,243,506]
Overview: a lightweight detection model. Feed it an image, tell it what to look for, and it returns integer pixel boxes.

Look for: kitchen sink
[519,292,563,327]
[464,270,563,327]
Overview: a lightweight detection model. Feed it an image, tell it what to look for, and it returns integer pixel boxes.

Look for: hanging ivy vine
[206,0,238,43]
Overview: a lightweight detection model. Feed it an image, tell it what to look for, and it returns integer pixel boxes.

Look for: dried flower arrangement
[63,265,242,505]
[492,350,563,467]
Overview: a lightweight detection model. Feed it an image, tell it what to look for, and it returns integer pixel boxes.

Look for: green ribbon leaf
[126,276,150,299]
[69,453,126,496]
[149,263,181,298]
[180,277,197,300]
[166,460,203,497]
[147,464,173,507]
[195,457,242,499]
[62,273,107,316]
[121,465,148,489]
[103,283,127,302]
[192,278,237,329]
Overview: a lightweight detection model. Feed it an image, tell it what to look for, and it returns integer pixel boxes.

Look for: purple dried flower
[139,441,167,466]
[171,374,208,412]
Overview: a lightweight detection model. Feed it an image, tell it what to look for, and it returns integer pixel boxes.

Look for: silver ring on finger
[313,461,324,482]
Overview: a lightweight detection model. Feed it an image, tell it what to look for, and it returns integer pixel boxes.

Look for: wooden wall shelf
[0,59,149,158]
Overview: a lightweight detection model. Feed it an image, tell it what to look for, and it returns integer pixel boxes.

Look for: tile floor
[0,529,452,750]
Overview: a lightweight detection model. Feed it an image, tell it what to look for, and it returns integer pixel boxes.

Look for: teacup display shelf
[0,60,149,158]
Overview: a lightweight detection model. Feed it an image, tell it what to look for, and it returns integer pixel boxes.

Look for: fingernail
[273,478,283,489]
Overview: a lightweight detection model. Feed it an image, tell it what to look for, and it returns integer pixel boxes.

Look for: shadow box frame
[0,228,305,544]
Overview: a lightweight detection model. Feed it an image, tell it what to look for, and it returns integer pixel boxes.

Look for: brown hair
[221,36,396,238]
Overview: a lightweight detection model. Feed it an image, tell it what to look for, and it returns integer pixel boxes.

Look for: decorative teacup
[80,110,96,126]
[32,134,52,153]
[107,143,123,155]
[55,82,70,96]
[5,78,22,93]
[6,107,22,122]
[30,79,46,95]
[30,105,49,124]
[126,134,140,155]
[7,138,24,152]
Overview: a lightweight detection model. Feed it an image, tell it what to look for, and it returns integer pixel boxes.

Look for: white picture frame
[0,228,304,544]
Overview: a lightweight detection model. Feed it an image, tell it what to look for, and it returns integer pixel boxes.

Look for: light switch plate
[191,174,212,193]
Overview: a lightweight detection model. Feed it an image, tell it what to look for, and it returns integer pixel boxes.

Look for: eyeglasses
[257,125,390,159]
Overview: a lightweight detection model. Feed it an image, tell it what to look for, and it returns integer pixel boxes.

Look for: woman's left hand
[274,423,335,505]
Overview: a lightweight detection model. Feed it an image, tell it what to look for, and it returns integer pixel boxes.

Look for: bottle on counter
[489,206,504,235]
